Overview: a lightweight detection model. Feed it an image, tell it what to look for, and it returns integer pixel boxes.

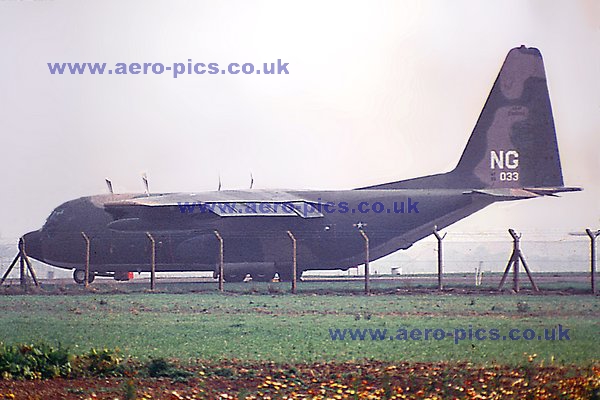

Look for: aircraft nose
[23,230,44,261]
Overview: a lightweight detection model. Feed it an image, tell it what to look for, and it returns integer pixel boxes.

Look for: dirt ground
[0,361,598,400]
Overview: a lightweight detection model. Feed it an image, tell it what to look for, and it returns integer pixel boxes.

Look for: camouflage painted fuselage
[22,46,579,282]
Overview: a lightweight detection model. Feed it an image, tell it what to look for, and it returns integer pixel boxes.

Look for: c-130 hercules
[23,46,580,284]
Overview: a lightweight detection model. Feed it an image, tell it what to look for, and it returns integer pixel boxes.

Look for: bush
[0,342,72,380]
[213,367,234,377]
[0,343,126,380]
[73,347,124,377]
[146,358,192,382]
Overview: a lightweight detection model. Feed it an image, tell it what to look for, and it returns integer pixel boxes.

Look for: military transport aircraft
[23,46,580,284]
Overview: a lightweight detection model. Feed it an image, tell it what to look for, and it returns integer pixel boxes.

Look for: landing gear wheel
[73,269,95,285]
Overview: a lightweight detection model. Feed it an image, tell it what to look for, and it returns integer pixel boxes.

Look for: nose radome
[23,230,43,261]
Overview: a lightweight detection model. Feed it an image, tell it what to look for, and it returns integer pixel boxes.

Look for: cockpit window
[44,208,64,229]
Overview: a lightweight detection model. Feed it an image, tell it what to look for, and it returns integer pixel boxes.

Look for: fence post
[586,229,598,294]
[81,232,90,288]
[146,232,156,291]
[286,230,297,294]
[359,230,370,295]
[433,226,446,291]
[214,230,224,292]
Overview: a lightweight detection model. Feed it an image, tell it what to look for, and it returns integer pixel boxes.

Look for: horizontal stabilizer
[523,187,582,196]
[468,186,581,199]
[468,188,539,199]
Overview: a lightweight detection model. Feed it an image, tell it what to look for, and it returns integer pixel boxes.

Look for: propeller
[105,178,113,194]
[142,173,150,196]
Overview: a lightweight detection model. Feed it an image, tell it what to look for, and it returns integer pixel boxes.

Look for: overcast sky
[0,0,598,242]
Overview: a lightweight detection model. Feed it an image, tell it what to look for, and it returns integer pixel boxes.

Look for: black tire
[73,269,95,285]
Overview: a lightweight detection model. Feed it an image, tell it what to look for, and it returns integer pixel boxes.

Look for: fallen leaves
[0,360,598,399]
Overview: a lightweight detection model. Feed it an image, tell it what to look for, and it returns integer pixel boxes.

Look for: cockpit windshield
[43,208,65,230]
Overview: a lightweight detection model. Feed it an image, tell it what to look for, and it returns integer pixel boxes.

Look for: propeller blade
[105,178,114,194]
[142,173,149,196]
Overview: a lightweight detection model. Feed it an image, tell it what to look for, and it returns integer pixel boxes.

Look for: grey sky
[0,0,598,242]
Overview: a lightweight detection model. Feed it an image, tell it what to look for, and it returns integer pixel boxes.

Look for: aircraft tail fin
[361,46,571,191]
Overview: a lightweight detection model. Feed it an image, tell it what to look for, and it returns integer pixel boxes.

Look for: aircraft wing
[107,190,307,206]
[103,190,325,232]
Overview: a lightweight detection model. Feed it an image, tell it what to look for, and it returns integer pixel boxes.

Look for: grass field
[0,290,597,367]
[3,271,595,293]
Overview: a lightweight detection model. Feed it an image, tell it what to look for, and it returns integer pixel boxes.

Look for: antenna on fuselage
[250,173,254,189]
[218,174,222,191]
[142,173,150,196]
[105,178,114,194]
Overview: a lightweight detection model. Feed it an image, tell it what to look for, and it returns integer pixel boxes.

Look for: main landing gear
[73,269,95,285]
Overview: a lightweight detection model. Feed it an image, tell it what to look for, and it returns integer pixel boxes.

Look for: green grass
[0,293,597,366]
[6,271,593,294]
